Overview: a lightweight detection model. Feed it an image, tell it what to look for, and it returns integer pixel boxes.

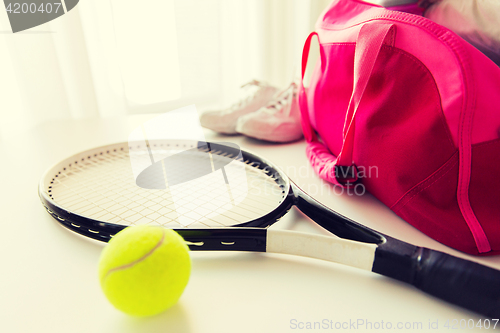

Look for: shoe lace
[229,80,269,111]
[263,82,297,117]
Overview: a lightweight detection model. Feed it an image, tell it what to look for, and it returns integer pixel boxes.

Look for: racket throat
[290,183,384,244]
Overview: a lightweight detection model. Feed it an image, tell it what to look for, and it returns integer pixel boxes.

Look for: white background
[0,0,330,138]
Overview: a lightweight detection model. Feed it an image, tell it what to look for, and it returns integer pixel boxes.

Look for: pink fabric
[300,0,500,255]
[315,4,500,146]
[387,4,424,16]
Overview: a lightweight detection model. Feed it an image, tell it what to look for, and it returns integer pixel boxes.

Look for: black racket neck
[291,183,384,244]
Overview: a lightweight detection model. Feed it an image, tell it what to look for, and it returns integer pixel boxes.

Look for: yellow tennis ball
[98,226,191,317]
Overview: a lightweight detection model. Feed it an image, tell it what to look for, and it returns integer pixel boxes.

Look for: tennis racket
[38,140,500,317]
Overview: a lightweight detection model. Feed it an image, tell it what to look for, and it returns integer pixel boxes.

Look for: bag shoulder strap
[299,22,395,185]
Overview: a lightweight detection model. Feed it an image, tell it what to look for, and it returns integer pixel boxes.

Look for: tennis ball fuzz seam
[101,230,166,284]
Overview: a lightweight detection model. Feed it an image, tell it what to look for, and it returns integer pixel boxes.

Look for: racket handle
[372,237,500,318]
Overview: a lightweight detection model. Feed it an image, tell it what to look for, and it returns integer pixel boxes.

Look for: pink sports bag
[299,0,500,255]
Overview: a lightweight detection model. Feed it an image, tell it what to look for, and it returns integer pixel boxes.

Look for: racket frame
[39,140,385,249]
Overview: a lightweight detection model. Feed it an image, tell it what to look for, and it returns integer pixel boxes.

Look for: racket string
[48,145,285,229]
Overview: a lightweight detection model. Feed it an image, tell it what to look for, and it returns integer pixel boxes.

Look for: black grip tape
[373,237,500,318]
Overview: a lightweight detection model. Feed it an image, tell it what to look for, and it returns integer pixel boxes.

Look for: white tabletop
[2,114,500,333]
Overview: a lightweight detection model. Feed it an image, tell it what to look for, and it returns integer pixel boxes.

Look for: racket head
[39,140,295,242]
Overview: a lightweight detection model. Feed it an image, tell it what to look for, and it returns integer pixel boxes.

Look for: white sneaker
[235,82,303,143]
[200,80,278,134]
